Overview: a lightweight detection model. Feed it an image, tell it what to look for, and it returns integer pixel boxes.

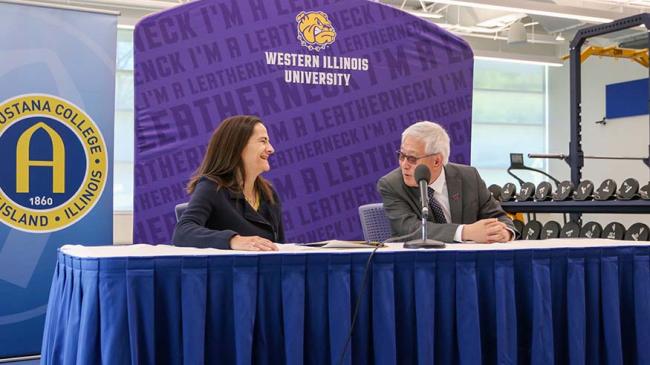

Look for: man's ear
[434,154,443,167]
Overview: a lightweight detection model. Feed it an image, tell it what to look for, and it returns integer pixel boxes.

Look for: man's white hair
[401,121,450,164]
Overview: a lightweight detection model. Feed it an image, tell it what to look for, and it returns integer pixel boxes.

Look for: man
[377,121,515,243]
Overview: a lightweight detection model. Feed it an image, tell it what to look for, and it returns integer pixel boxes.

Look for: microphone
[381,167,432,243]
[414,165,431,218]
[404,165,445,249]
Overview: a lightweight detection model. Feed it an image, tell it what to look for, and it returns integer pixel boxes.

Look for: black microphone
[403,164,445,249]
[414,164,431,217]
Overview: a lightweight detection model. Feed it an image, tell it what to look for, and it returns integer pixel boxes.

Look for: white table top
[59,239,650,258]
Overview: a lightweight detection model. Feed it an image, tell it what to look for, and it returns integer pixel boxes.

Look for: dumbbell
[573,180,594,201]
[522,220,542,240]
[593,179,617,201]
[553,181,574,201]
[602,222,626,240]
[516,182,536,202]
[625,223,649,241]
[501,183,517,202]
[580,222,603,239]
[540,221,561,239]
[488,184,502,201]
[617,178,640,200]
[535,182,553,201]
[560,221,581,238]
[640,182,650,200]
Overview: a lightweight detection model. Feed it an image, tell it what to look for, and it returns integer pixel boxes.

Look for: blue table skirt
[41,246,650,364]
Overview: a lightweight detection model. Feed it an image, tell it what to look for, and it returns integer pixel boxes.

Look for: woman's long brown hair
[186,115,275,204]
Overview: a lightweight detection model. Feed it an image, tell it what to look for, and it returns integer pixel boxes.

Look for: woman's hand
[229,235,279,251]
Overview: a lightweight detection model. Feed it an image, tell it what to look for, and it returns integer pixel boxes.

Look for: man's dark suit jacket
[377,163,515,242]
[172,177,285,249]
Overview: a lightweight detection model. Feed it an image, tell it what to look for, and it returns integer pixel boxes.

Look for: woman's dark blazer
[172,177,285,249]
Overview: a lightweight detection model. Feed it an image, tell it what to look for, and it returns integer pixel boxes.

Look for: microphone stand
[404,179,445,249]
[420,207,429,241]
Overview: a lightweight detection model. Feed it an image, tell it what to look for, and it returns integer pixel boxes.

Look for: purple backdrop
[133,0,474,243]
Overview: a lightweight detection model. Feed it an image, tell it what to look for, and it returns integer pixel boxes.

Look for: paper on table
[299,240,385,249]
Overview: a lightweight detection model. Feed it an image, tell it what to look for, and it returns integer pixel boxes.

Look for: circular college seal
[0,94,107,232]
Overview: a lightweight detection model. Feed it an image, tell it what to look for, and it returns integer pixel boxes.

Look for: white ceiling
[28,0,650,65]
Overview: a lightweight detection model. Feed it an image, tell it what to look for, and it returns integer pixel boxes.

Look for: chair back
[358,203,392,242]
[175,202,189,221]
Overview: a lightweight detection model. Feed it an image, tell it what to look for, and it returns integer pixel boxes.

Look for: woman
[172,115,284,251]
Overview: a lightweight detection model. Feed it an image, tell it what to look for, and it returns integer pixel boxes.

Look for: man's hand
[229,235,279,251]
[462,218,512,243]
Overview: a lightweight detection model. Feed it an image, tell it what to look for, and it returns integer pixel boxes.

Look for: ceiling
[27,0,650,65]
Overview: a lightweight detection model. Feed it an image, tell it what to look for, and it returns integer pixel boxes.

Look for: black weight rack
[502,14,650,219]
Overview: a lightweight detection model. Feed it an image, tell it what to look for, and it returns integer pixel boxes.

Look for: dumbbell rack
[501,200,649,214]
[504,14,650,219]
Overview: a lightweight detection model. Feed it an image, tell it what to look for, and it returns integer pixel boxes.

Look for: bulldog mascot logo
[296,11,336,51]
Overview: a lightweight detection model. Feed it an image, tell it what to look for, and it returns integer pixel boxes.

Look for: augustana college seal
[0,94,107,233]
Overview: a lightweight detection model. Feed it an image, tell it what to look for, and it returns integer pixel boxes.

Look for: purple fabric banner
[133,0,473,243]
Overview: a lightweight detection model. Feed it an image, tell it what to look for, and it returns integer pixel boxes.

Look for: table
[41,240,650,364]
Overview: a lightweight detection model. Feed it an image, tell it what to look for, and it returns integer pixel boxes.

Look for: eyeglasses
[396,150,437,164]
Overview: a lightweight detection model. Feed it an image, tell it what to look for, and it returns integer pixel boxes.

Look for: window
[114,28,134,211]
[471,59,548,187]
